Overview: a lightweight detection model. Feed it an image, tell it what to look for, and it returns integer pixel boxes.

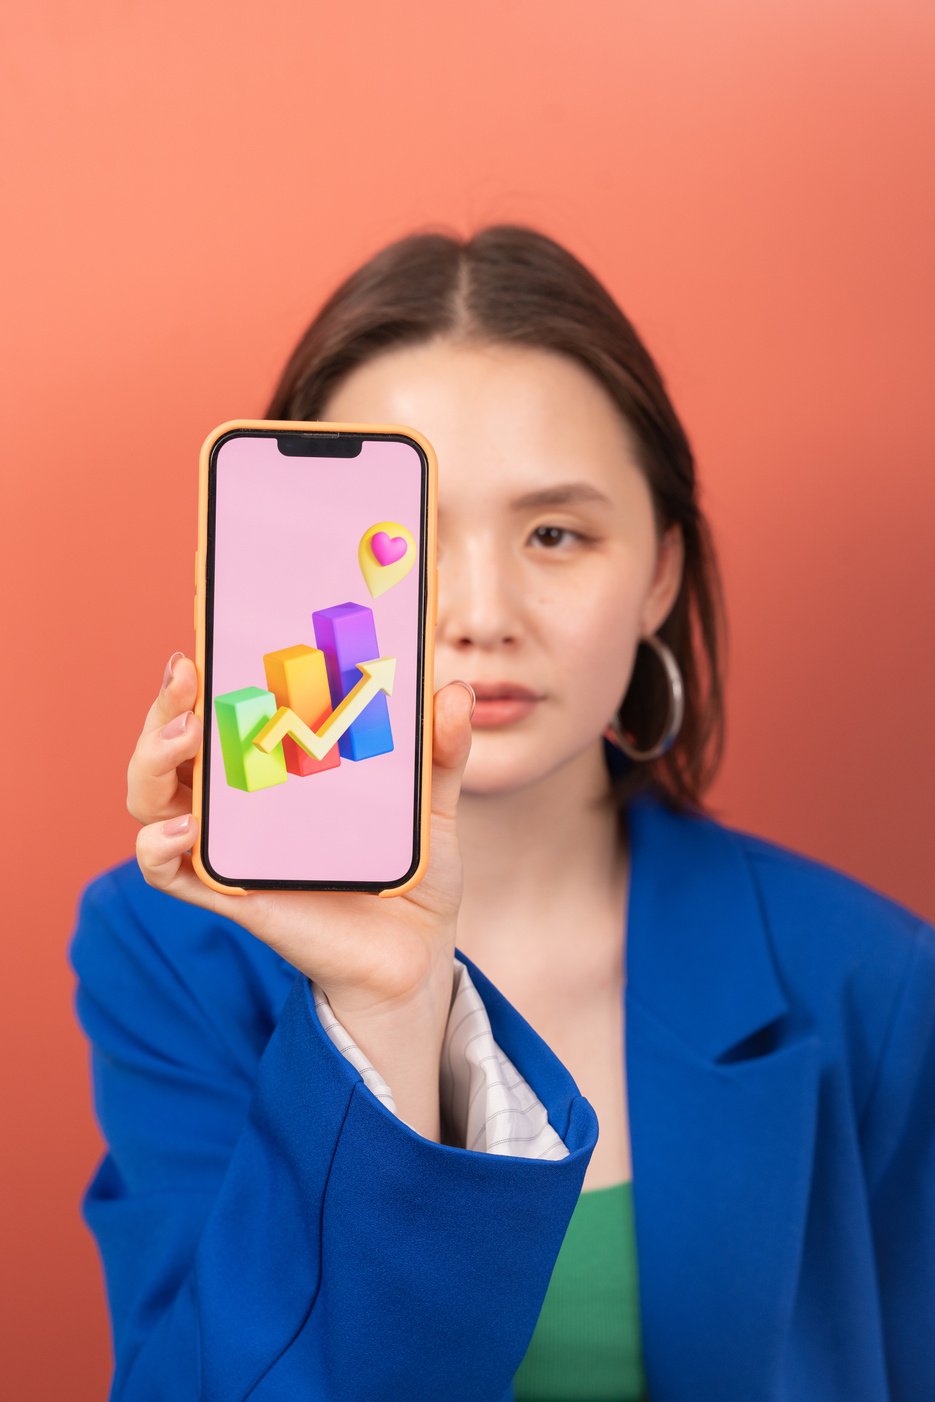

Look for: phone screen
[200,428,430,891]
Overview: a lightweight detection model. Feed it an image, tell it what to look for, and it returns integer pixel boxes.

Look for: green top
[512,1180,648,1402]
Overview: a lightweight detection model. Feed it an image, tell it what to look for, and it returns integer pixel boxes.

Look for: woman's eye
[529,525,585,549]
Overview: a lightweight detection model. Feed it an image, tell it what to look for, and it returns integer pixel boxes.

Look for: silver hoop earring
[603,634,685,761]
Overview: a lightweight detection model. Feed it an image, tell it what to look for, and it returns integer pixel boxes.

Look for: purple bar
[312,602,394,761]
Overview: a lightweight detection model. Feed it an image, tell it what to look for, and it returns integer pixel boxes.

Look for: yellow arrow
[252,656,396,761]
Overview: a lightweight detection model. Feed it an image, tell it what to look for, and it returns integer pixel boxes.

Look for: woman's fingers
[135,813,235,924]
[136,812,201,894]
[127,652,202,825]
[429,681,476,824]
[139,652,199,745]
[395,681,474,926]
[135,809,272,928]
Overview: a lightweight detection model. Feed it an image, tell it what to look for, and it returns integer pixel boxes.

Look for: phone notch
[276,433,363,458]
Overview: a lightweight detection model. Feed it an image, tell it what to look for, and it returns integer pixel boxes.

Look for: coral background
[3,2,933,1393]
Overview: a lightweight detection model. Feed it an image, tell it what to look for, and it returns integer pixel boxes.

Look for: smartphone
[190,419,438,898]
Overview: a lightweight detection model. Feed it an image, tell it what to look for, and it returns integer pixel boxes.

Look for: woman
[70,225,935,1402]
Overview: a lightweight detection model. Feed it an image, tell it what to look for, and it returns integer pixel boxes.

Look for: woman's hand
[128,652,476,1020]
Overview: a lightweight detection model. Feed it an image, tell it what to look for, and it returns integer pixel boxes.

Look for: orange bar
[262,645,341,778]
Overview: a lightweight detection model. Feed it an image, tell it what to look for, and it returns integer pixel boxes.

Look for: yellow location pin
[358,521,416,598]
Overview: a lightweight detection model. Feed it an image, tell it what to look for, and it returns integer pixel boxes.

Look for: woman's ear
[641,523,685,635]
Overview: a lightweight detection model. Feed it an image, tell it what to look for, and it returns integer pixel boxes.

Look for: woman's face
[320,338,684,796]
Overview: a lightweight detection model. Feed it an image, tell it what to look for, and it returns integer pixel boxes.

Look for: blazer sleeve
[313,957,570,1158]
[68,869,597,1402]
[860,916,935,1401]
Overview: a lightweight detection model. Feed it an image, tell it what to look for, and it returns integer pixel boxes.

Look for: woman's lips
[468,695,542,726]
[451,682,544,727]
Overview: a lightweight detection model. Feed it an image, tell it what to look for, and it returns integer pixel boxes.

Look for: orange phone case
[190,418,438,899]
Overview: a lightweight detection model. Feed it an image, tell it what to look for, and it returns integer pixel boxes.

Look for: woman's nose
[436,542,521,648]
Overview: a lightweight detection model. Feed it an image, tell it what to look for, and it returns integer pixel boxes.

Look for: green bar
[214,686,288,792]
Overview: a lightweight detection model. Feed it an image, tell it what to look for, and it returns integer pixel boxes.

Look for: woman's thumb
[430,681,475,822]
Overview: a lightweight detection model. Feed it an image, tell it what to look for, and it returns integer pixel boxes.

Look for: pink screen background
[206,432,425,884]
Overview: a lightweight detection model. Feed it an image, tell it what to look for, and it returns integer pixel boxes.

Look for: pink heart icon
[371,531,407,566]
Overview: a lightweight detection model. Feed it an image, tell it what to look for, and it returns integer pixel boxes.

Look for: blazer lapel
[624,791,822,1402]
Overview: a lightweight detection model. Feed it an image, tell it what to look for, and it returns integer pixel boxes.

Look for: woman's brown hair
[264,223,729,819]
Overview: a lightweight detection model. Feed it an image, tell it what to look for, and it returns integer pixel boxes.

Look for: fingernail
[163,814,192,836]
[452,680,477,718]
[162,651,184,690]
[161,710,190,739]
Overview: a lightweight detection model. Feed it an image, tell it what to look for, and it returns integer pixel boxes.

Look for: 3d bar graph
[213,599,395,793]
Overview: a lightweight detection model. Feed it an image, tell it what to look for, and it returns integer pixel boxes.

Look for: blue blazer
[68,785,935,1402]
